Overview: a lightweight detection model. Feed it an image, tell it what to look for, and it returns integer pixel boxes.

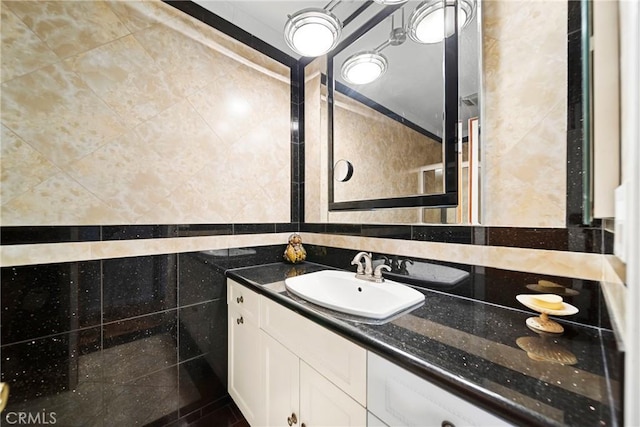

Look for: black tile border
[300,223,610,253]
[0,226,102,245]
[566,0,587,226]
[291,62,305,224]
[0,223,611,254]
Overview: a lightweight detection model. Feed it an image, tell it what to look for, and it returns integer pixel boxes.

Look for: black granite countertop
[226,261,621,427]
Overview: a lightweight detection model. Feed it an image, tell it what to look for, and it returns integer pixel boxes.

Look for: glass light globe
[284,8,342,57]
[409,0,475,44]
[292,23,335,57]
[341,52,388,85]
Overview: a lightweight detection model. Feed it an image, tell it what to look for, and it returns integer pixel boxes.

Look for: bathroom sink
[284,270,425,320]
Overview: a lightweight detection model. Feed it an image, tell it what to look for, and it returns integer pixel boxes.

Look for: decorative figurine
[284,233,306,264]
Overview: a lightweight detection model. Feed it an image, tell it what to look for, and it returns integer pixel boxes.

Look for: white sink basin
[284,270,425,320]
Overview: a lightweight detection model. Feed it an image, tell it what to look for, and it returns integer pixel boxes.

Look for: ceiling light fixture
[342,51,388,85]
[340,10,406,85]
[284,4,343,57]
[408,0,476,44]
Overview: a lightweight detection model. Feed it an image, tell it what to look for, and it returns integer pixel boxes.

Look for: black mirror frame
[327,3,459,211]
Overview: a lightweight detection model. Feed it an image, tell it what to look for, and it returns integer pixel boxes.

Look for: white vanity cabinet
[227,280,262,426]
[367,352,512,427]
[228,279,367,427]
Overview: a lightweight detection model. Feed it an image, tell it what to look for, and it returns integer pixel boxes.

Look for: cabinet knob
[237,296,244,304]
[236,316,244,325]
[287,412,298,426]
[442,421,456,427]
[301,424,306,427]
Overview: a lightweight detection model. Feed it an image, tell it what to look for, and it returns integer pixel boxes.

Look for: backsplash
[0,0,291,225]
[301,244,612,330]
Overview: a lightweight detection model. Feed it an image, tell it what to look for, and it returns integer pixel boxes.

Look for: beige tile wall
[304,63,326,223]
[332,92,442,203]
[0,0,291,225]
[481,0,568,226]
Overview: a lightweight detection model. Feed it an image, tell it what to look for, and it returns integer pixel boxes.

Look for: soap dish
[516,294,579,334]
[526,279,579,296]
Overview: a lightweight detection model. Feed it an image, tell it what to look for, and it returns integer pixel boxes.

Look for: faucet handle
[374,264,391,280]
[398,258,414,275]
[351,251,368,274]
[400,258,414,268]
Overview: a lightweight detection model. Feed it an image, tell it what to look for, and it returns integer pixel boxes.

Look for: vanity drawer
[261,296,367,406]
[227,279,260,323]
[368,352,512,427]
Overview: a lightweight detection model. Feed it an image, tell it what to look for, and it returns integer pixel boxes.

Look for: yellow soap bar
[531,294,564,310]
[538,279,563,289]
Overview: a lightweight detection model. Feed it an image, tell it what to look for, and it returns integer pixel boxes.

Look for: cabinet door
[228,307,262,426]
[261,332,300,427]
[300,361,366,427]
[261,297,367,405]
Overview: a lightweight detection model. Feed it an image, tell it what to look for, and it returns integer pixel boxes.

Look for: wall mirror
[321,0,480,223]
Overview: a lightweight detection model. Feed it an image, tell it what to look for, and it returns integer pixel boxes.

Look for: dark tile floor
[188,401,248,427]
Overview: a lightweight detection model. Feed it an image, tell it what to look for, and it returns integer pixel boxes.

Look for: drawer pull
[442,421,455,427]
[287,413,298,425]
[236,317,244,325]
[236,296,244,304]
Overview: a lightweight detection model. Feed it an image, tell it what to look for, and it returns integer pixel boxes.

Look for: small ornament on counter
[284,233,306,264]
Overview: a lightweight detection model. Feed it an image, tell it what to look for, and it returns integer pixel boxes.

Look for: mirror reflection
[323,0,480,223]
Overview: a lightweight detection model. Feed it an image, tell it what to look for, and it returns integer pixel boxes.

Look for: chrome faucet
[351,251,372,276]
[351,252,391,283]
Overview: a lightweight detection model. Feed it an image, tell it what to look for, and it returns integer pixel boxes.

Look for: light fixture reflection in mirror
[334,159,354,182]
[373,0,409,4]
[409,0,476,44]
[284,8,342,57]
[341,51,388,85]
